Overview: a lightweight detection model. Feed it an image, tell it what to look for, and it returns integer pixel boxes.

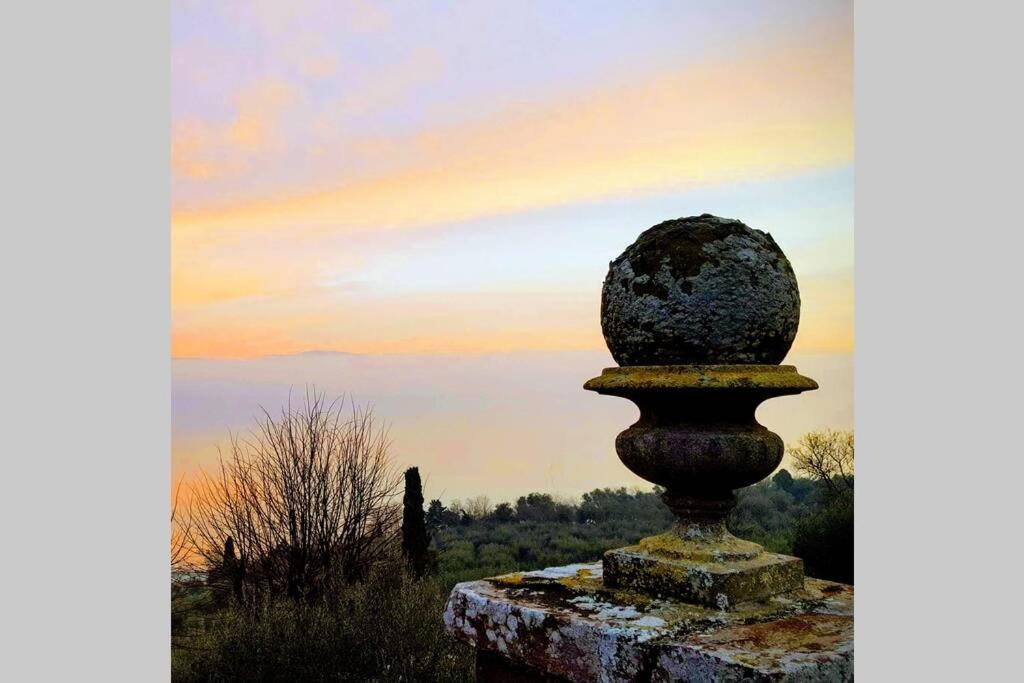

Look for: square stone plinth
[444,562,853,682]
[604,546,804,609]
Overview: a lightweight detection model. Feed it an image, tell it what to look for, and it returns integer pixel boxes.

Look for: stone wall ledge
[444,562,853,682]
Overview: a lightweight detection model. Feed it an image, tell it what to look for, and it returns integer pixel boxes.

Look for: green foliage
[173,563,472,682]
[790,430,855,499]
[491,502,515,523]
[433,480,851,586]
[793,495,854,584]
[476,542,515,568]
[172,577,215,649]
[729,481,807,554]
[772,468,794,492]
[578,487,674,526]
[174,476,853,681]
[426,499,454,528]
[514,493,575,523]
[433,487,672,585]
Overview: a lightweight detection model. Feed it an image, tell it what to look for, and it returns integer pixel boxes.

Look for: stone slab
[444,562,852,682]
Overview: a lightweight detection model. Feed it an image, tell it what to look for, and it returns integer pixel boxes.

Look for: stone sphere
[600,214,800,366]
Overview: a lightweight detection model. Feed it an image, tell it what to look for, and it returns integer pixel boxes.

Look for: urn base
[603,533,804,609]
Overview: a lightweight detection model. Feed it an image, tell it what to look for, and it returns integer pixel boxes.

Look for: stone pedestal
[584,365,816,608]
[444,563,853,682]
[603,538,804,610]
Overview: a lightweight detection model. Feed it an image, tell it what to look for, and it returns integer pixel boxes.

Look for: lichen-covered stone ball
[601,214,800,366]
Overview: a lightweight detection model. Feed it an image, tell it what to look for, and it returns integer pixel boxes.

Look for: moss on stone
[636,532,762,562]
[604,544,804,608]
[490,573,526,587]
[599,215,801,366]
[584,364,818,395]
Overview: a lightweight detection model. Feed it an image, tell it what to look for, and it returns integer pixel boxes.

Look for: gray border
[2,0,1020,679]
[856,0,1018,678]
[0,1,169,679]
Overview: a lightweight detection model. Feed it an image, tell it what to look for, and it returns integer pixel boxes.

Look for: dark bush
[772,468,794,492]
[173,562,472,682]
[490,502,515,523]
[175,476,854,681]
[793,496,854,584]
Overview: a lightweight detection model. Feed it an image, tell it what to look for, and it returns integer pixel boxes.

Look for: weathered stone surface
[583,364,818,394]
[444,563,853,682]
[601,214,800,366]
[583,364,819,605]
[584,366,817,501]
[604,543,804,609]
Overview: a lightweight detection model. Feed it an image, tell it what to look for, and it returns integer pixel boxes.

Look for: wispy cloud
[171,4,853,359]
[175,22,850,213]
[173,24,851,312]
[172,78,295,180]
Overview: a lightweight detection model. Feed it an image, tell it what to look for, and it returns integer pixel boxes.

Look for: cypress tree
[401,467,430,577]
[208,536,237,607]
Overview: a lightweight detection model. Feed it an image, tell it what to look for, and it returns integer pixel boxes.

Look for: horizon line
[171,347,854,362]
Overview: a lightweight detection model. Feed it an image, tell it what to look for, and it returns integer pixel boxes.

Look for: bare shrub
[171,560,473,682]
[462,495,493,520]
[170,476,194,573]
[171,478,207,648]
[187,389,401,604]
[789,429,854,497]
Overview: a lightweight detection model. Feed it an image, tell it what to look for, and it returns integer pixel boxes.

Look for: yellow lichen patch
[731,652,774,669]
[556,567,603,592]
[605,545,806,607]
[636,532,762,563]
[471,563,851,645]
[583,364,818,395]
[490,572,527,587]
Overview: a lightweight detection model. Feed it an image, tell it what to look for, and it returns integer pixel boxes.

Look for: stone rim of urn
[584,214,818,609]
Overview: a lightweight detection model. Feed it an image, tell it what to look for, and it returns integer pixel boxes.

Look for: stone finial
[586,215,818,607]
[601,214,800,366]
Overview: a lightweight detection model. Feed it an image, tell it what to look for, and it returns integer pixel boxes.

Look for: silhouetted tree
[402,467,430,578]
[490,502,515,523]
[794,496,854,583]
[577,487,672,525]
[223,537,238,601]
[170,476,193,573]
[170,477,201,645]
[462,495,493,519]
[515,493,574,522]
[188,389,401,604]
[207,536,245,605]
[790,430,854,498]
[425,499,447,530]
[789,430,855,583]
[773,468,794,493]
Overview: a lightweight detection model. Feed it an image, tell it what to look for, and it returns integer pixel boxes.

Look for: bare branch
[182,386,402,606]
[789,429,854,497]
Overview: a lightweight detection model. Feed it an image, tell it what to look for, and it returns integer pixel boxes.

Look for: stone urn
[585,214,818,608]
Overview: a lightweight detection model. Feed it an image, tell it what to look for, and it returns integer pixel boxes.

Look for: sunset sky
[172,1,853,501]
